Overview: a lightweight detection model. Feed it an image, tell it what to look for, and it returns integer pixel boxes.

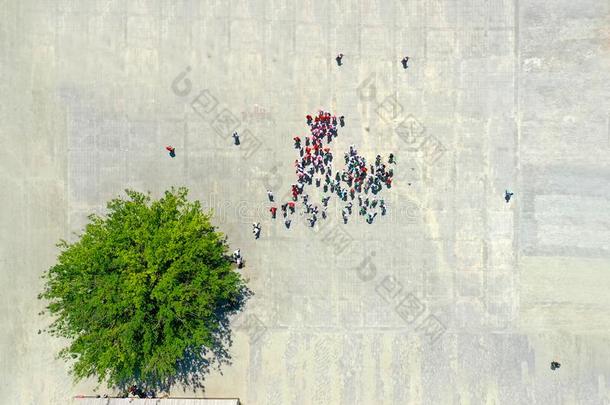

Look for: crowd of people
[263,110,395,235]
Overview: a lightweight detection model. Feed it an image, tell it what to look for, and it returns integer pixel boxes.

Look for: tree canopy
[39,188,248,389]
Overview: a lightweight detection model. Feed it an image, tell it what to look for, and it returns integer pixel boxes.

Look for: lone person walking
[336,53,344,66]
[252,222,261,239]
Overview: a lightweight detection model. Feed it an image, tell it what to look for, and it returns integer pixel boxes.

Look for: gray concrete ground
[1,0,609,404]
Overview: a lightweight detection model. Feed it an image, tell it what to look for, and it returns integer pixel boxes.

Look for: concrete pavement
[1,0,609,404]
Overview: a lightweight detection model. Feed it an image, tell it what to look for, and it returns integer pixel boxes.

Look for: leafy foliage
[40,188,248,389]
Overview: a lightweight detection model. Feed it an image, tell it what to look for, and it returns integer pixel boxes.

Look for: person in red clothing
[306,115,313,125]
[287,201,295,214]
[293,136,301,149]
[270,206,277,219]
[165,145,176,158]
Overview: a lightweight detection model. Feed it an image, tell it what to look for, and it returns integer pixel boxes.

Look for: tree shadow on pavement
[117,284,254,395]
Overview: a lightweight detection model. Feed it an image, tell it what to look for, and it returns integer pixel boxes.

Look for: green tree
[39,188,248,389]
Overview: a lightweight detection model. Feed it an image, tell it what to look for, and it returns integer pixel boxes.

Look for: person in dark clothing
[336,53,344,66]
[128,385,146,398]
